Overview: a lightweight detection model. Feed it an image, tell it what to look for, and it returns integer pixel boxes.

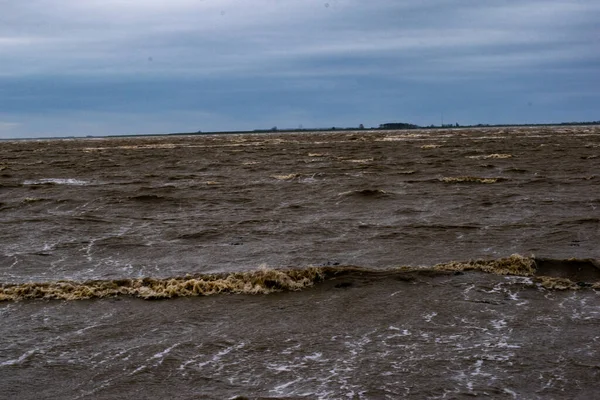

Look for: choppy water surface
[1,126,600,399]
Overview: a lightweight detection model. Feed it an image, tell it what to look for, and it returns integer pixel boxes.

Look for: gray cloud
[2,0,597,77]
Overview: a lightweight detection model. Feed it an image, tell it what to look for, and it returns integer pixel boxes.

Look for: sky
[1,0,599,138]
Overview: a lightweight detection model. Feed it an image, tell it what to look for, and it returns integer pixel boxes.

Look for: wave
[339,189,391,198]
[466,153,513,160]
[439,176,506,184]
[176,229,224,240]
[1,256,599,302]
[271,174,299,180]
[504,167,528,174]
[127,194,175,202]
[22,178,89,186]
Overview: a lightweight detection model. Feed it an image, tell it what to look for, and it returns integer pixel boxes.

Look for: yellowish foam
[0,267,325,301]
[2,256,596,302]
[440,176,501,184]
[467,153,513,160]
[434,254,536,276]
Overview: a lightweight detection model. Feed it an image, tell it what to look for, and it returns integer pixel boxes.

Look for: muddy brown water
[1,126,599,399]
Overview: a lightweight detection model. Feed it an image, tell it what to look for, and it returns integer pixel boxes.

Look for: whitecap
[0,349,36,367]
[23,178,89,186]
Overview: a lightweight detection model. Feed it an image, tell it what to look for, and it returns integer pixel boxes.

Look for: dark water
[1,126,600,399]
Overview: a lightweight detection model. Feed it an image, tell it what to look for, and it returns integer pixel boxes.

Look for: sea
[1,126,599,399]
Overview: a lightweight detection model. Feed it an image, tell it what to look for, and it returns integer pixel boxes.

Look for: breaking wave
[1,255,599,302]
[22,178,90,186]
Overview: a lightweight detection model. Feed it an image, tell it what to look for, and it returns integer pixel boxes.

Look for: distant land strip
[4,120,599,141]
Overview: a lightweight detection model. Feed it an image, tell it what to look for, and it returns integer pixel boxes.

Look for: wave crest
[0,267,325,301]
[1,256,599,302]
[433,254,536,275]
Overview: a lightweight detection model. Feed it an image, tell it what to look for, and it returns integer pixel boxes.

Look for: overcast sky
[1,0,599,138]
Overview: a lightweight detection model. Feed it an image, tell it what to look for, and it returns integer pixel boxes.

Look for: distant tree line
[186,120,600,137]
[378,122,420,130]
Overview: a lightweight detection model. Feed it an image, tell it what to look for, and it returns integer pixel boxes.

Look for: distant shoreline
[2,120,599,141]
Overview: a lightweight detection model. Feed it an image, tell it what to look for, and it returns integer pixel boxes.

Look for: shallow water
[1,126,600,398]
